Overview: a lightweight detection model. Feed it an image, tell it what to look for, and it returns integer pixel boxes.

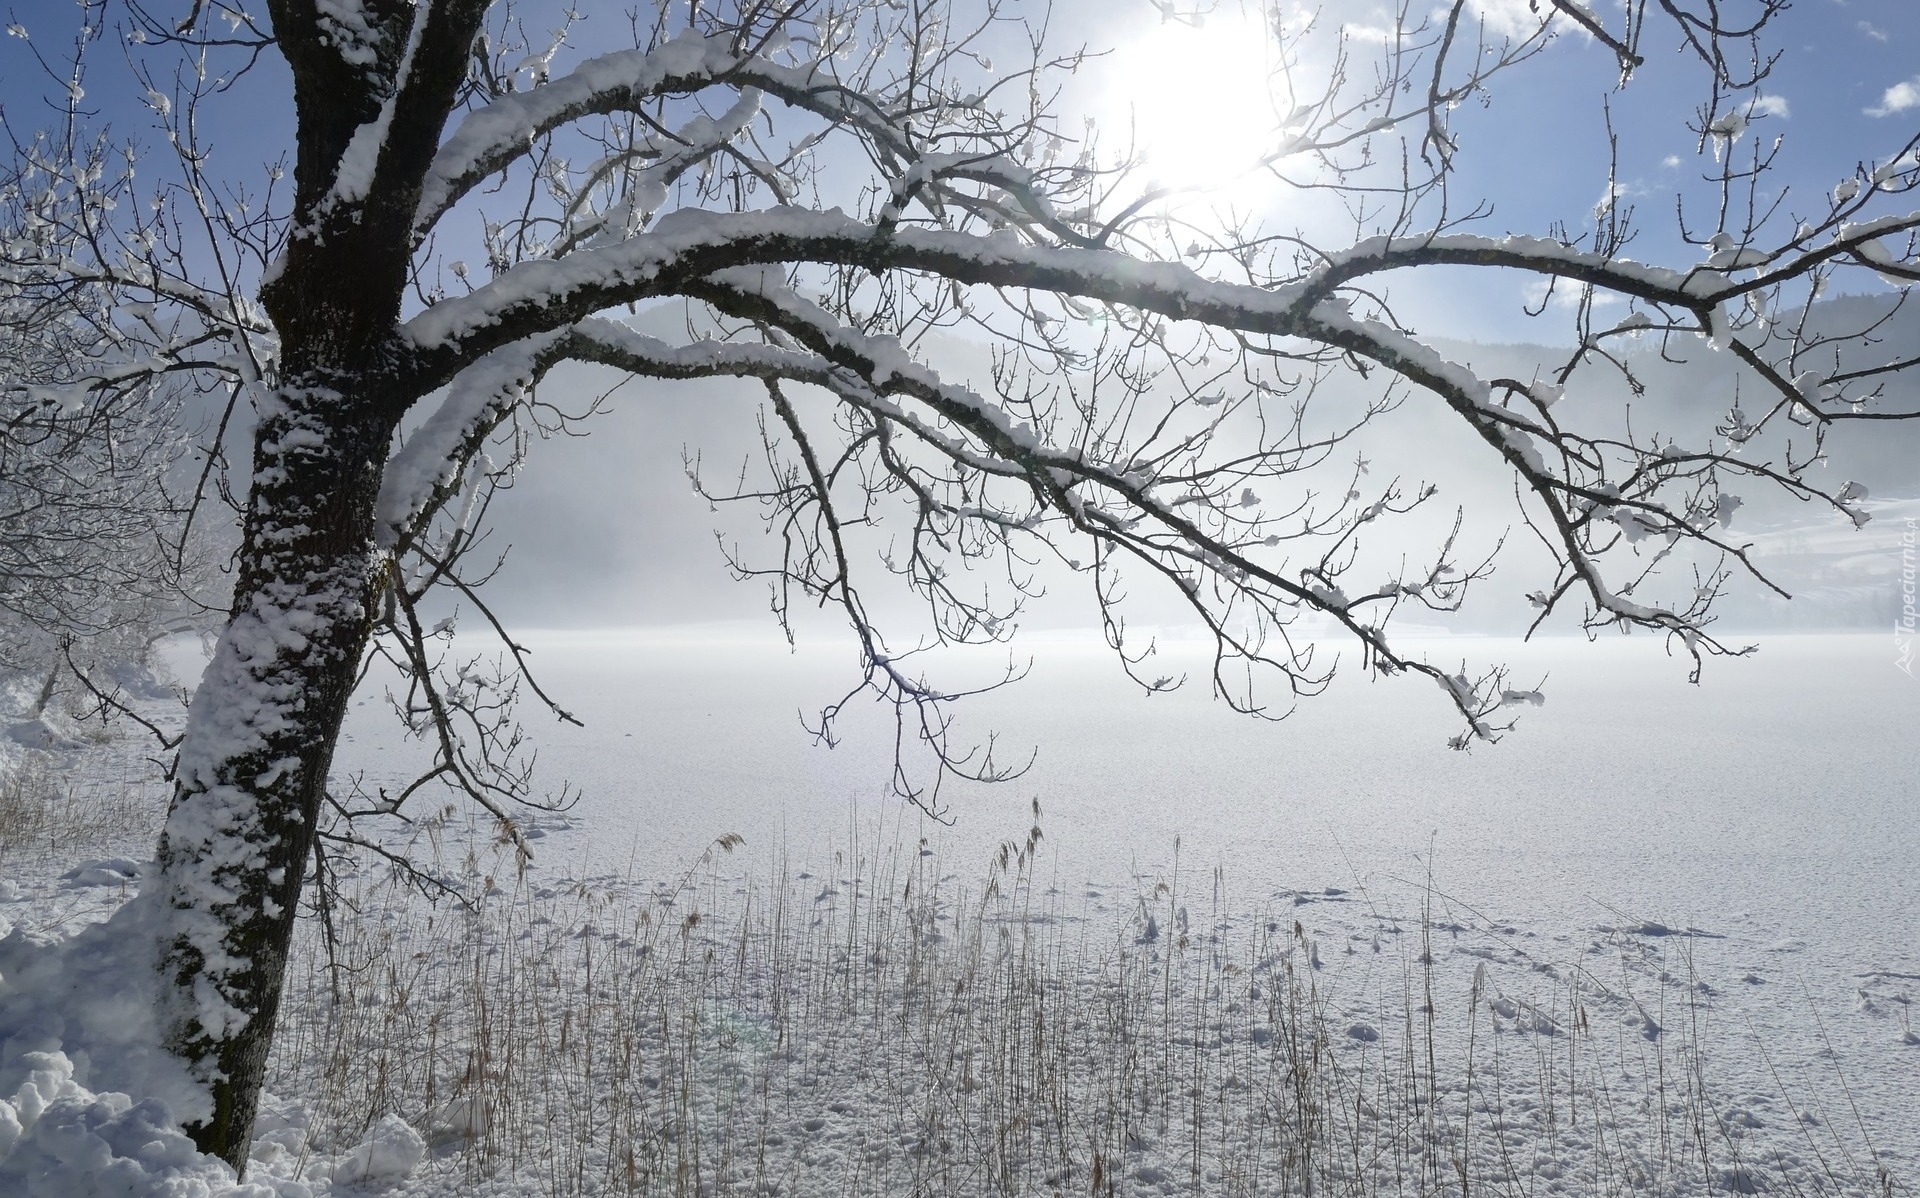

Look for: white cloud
[1466,0,1551,41]
[1857,21,1889,43]
[1523,278,1622,312]
[1750,94,1790,119]
[1662,154,1682,169]
[1867,78,1920,118]
[1345,24,1396,45]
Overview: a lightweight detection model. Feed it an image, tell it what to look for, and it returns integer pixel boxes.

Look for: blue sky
[1400,0,1920,339]
[5,1,1916,282]
[4,0,1918,356]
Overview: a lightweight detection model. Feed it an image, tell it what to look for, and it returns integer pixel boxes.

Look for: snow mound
[0,1050,279,1197]
[5,720,83,752]
[0,894,430,1196]
[59,860,145,889]
[0,898,203,1125]
[328,1114,425,1185]
[0,899,257,1196]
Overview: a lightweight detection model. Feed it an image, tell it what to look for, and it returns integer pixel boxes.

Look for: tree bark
[152,381,397,1164]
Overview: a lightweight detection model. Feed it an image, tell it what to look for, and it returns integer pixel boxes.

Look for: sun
[1106,7,1289,192]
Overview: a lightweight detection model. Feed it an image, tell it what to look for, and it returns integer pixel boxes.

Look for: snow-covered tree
[0,138,200,714]
[3,0,1917,1168]
[0,363,186,688]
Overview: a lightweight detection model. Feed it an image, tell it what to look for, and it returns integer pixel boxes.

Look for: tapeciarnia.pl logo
[1898,518,1917,678]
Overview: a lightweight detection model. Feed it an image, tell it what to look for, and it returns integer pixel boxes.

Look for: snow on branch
[413,31,751,238]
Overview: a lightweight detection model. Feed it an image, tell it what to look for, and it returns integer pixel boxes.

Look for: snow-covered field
[1,631,1915,1195]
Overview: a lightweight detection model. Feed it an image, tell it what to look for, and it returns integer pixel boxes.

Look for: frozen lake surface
[332,630,1920,1163]
[340,630,1915,937]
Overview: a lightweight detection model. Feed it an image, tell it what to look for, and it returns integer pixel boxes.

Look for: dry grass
[0,750,155,861]
[262,814,1905,1198]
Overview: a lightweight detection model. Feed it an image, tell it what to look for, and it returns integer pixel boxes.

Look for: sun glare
[1107,9,1287,192]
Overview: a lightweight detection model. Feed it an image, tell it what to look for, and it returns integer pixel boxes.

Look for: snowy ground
[1,633,1915,1196]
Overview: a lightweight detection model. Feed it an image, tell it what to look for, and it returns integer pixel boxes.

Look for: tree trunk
[150,381,396,1166]
[28,659,59,720]
[120,0,482,1171]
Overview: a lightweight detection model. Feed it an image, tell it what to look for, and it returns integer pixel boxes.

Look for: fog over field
[473,297,1920,634]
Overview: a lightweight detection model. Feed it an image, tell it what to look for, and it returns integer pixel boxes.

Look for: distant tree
[0,144,200,719]
[4,0,1918,1170]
